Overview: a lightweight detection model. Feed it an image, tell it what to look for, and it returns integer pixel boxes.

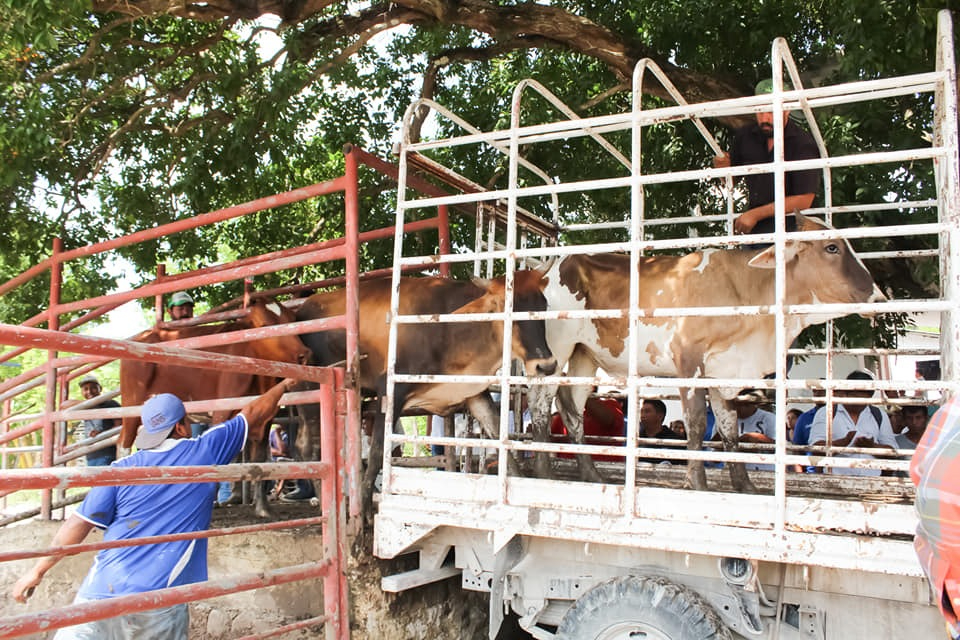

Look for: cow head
[246,299,312,365]
[471,269,558,376]
[747,213,886,313]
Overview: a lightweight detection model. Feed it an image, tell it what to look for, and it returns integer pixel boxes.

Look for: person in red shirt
[551,394,625,462]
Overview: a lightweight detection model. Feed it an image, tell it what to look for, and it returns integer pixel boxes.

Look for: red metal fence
[0,145,455,639]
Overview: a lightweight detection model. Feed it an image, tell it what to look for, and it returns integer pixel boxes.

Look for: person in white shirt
[808,370,897,476]
[736,400,777,471]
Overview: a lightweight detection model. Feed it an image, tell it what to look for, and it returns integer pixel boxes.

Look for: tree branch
[90,0,750,116]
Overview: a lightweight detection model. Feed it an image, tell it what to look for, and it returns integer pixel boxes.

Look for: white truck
[373,11,959,639]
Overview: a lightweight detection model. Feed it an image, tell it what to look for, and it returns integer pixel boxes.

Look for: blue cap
[135,393,186,449]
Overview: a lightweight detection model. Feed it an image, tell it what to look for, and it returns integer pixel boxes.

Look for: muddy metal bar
[0,388,324,449]
[0,324,329,383]
[342,148,362,524]
[50,243,348,318]
[234,614,330,640]
[0,559,335,639]
[0,177,351,299]
[0,460,329,492]
[0,516,327,564]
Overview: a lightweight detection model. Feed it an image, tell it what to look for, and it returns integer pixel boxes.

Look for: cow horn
[536,257,557,274]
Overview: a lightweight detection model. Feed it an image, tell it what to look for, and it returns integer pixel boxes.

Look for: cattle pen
[0,142,481,638]
[371,9,960,640]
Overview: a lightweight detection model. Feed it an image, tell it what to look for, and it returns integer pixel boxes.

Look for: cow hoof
[684,466,708,491]
[583,470,604,484]
[736,480,758,494]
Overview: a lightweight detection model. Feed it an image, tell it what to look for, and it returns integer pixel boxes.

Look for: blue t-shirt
[75,414,247,599]
[793,407,818,445]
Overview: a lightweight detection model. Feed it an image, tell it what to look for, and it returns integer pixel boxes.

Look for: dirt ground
[0,499,516,639]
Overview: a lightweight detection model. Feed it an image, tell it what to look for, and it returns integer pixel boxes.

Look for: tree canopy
[0,0,955,346]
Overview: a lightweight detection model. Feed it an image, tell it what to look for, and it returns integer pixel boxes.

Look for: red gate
[0,145,454,639]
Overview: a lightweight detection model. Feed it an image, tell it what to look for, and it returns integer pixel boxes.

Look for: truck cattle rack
[373,9,960,640]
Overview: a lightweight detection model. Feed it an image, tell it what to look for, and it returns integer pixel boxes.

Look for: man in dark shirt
[639,399,683,464]
[714,78,821,236]
[77,375,120,466]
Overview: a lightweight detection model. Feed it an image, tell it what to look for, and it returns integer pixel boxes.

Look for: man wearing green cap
[713,78,820,236]
[167,291,194,321]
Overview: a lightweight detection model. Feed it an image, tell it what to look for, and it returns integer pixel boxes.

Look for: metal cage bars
[380,11,959,529]
[0,380,350,640]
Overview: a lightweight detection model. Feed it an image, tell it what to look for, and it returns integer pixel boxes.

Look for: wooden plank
[380,566,461,593]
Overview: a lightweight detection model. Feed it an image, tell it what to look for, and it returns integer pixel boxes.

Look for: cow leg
[527,384,557,479]
[465,393,522,476]
[557,350,603,484]
[248,436,273,518]
[293,393,323,502]
[709,388,757,493]
[680,387,708,491]
[360,409,388,518]
[555,385,603,483]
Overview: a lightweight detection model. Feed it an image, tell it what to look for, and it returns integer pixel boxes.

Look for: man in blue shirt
[10,377,297,639]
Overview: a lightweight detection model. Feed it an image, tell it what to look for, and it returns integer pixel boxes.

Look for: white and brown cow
[530,213,886,492]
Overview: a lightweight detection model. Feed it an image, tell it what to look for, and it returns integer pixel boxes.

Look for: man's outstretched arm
[10,514,95,603]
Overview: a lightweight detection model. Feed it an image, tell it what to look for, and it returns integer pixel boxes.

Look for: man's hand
[733,211,759,234]
[739,432,774,444]
[713,153,731,169]
[852,434,877,448]
[836,431,856,447]
[10,569,41,603]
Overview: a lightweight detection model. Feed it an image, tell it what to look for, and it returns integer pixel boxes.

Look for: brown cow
[120,299,311,517]
[529,214,886,492]
[295,271,557,511]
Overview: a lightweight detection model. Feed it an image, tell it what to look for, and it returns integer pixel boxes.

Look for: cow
[529,213,886,492]
[119,299,312,517]
[294,270,557,511]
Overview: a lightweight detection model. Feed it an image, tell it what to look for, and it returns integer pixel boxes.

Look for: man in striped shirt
[911,395,960,639]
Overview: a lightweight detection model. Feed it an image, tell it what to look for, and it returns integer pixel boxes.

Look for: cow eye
[825,243,840,254]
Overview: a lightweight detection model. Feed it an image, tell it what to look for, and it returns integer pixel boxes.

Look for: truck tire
[556,575,732,640]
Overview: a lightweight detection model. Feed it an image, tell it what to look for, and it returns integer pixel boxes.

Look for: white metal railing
[381,10,959,553]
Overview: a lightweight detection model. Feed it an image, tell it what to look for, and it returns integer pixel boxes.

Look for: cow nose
[537,358,558,376]
[858,284,887,318]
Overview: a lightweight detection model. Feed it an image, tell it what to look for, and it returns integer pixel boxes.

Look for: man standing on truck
[911,395,960,640]
[713,78,820,236]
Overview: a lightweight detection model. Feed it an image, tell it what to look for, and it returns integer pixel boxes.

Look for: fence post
[41,237,63,519]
